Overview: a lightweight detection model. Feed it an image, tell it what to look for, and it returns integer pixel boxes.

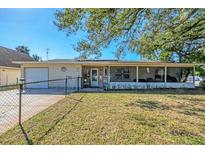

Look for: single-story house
[0,46,33,86]
[14,59,197,89]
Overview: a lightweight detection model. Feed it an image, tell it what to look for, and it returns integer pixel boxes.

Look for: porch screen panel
[138,67,165,82]
[167,67,193,82]
[110,66,136,82]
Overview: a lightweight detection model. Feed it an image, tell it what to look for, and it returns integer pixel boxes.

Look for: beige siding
[22,63,82,88]
[49,64,81,88]
[0,67,20,86]
[49,64,81,79]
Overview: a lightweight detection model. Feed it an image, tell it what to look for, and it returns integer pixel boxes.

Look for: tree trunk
[178,53,182,63]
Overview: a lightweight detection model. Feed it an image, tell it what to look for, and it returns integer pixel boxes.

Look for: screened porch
[108,66,195,89]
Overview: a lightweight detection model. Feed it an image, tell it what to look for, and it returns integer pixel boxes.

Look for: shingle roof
[0,46,34,68]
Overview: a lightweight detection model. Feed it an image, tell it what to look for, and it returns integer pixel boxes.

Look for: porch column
[164,66,167,83]
[136,66,139,82]
[108,66,111,83]
[193,66,195,87]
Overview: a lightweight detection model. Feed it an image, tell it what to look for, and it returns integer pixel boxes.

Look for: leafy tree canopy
[32,54,42,61]
[15,45,30,55]
[16,45,42,62]
[54,8,205,63]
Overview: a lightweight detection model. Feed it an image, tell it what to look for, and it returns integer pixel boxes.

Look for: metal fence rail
[0,77,82,135]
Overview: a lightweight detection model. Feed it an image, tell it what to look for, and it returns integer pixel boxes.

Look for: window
[138,67,165,82]
[110,67,136,82]
[167,67,193,82]
[114,68,130,80]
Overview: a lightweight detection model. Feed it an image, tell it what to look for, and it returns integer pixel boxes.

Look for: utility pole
[46,48,50,60]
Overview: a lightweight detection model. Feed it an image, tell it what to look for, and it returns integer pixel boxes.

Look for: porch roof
[13,59,199,67]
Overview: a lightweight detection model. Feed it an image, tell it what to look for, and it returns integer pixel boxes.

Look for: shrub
[199,80,205,90]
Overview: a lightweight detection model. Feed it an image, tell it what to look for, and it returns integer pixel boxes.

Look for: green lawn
[0,91,205,144]
[0,85,18,91]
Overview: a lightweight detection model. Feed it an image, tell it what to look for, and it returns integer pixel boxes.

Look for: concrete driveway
[0,89,66,134]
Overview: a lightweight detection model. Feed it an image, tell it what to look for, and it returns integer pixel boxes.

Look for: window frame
[110,66,135,82]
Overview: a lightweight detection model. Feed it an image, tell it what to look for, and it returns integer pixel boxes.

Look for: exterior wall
[49,64,81,88]
[109,82,195,89]
[0,67,20,86]
[22,63,82,88]
[20,63,195,89]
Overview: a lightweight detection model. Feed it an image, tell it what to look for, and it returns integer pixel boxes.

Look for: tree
[15,45,30,55]
[15,45,42,61]
[195,65,205,76]
[32,54,42,61]
[54,8,205,63]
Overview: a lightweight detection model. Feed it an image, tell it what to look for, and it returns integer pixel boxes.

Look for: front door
[91,68,99,87]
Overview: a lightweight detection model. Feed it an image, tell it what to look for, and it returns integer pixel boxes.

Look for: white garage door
[25,68,48,88]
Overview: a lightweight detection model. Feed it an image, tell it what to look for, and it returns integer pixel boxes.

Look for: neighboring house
[14,59,197,89]
[0,46,33,86]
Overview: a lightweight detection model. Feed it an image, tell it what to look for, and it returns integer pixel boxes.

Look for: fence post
[106,76,109,91]
[65,77,68,96]
[16,78,18,89]
[19,83,23,125]
[77,76,80,91]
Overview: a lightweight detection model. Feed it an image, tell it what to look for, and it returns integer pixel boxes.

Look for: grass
[0,91,205,144]
[0,85,18,91]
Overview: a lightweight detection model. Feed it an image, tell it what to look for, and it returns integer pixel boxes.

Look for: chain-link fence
[0,84,19,134]
[0,77,81,134]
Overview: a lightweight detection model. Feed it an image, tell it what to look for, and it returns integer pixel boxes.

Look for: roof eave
[12,61,200,67]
